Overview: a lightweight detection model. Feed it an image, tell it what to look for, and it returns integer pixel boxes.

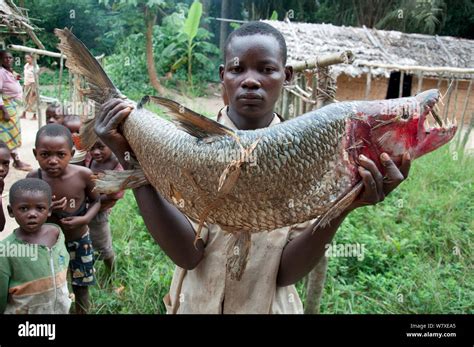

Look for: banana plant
[182,0,202,88]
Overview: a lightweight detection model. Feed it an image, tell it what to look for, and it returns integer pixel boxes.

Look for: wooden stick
[357,60,474,74]
[443,78,454,122]
[416,71,423,94]
[58,53,64,101]
[291,51,354,73]
[456,80,472,148]
[365,68,372,100]
[399,71,404,98]
[451,80,460,124]
[32,56,42,127]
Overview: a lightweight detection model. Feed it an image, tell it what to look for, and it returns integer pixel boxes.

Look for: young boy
[46,103,65,125]
[0,140,10,231]
[27,124,100,314]
[0,178,71,314]
[85,139,124,273]
[64,115,87,166]
[95,22,410,313]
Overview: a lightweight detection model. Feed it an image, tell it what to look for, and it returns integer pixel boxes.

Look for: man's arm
[277,152,411,286]
[95,99,204,269]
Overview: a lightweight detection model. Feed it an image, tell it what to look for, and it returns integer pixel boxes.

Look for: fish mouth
[418,89,456,135]
[415,89,457,156]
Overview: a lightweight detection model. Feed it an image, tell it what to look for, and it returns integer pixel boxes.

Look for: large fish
[55,29,456,274]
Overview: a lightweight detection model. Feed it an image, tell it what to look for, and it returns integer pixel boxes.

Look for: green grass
[89,147,474,314]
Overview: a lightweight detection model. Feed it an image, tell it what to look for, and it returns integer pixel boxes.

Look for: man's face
[33,136,73,177]
[220,34,292,120]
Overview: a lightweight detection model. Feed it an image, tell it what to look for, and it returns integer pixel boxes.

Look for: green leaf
[171,56,187,71]
[183,0,202,41]
[270,10,278,20]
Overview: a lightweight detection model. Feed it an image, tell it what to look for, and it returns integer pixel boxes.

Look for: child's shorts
[66,231,96,286]
[88,210,114,260]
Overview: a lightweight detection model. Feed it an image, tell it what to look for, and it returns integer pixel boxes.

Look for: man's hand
[95,99,134,160]
[349,152,411,210]
[60,216,88,230]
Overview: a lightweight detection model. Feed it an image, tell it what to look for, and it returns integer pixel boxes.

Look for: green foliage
[90,147,473,314]
[104,3,220,97]
[182,0,203,88]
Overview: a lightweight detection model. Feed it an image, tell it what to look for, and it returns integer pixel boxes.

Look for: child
[21,53,39,120]
[64,115,87,166]
[0,140,10,231]
[27,124,100,314]
[86,139,124,273]
[46,103,65,125]
[0,178,71,314]
[95,22,410,313]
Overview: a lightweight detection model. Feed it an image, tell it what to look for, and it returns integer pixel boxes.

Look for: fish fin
[55,28,125,150]
[312,182,364,233]
[140,95,235,139]
[92,167,149,194]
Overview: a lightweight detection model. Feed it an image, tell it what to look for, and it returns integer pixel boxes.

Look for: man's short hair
[35,124,73,149]
[224,21,288,65]
[10,178,52,205]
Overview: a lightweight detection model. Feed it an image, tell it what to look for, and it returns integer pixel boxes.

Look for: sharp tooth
[431,109,443,127]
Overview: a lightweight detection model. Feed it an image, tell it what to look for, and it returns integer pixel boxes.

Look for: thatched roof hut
[265,20,473,133]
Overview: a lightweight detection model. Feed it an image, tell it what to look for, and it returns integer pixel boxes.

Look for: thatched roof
[0,0,43,48]
[265,20,474,79]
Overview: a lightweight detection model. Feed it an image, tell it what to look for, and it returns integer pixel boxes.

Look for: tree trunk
[145,8,165,95]
[219,0,230,52]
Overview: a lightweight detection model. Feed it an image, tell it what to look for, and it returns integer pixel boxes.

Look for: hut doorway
[386,71,413,99]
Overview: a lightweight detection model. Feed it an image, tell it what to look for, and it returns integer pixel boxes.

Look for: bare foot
[13,160,32,172]
[20,112,26,119]
[31,114,37,120]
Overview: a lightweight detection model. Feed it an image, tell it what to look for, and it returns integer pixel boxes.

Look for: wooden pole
[357,60,474,74]
[365,68,372,100]
[443,78,454,122]
[398,71,404,98]
[58,53,64,102]
[291,51,354,73]
[451,79,460,124]
[32,55,42,127]
[416,72,423,94]
[456,80,472,148]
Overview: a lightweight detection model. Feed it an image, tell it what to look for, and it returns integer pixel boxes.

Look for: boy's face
[46,108,64,125]
[90,139,112,163]
[220,34,293,120]
[0,147,10,180]
[33,136,74,177]
[8,191,51,234]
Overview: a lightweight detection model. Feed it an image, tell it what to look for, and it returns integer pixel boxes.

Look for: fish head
[352,89,457,167]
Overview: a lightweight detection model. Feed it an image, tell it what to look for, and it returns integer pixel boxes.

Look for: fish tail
[55,28,124,150]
